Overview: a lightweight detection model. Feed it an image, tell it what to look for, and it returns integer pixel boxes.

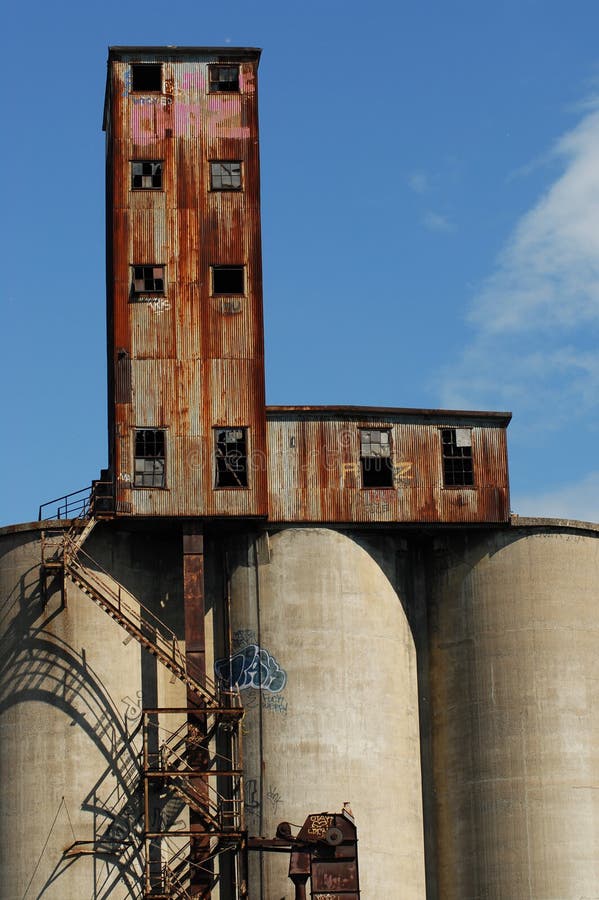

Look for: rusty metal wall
[105,48,267,518]
[266,407,511,523]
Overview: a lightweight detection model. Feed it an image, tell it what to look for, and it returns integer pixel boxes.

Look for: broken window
[212,265,245,295]
[131,64,162,92]
[208,65,240,92]
[134,429,166,487]
[360,429,394,488]
[131,161,163,190]
[441,428,474,486]
[132,266,165,295]
[210,161,242,191]
[215,428,248,488]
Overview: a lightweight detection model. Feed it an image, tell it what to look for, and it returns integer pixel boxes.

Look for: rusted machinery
[248,807,360,899]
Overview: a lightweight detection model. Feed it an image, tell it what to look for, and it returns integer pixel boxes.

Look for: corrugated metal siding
[266,411,510,523]
[105,50,267,518]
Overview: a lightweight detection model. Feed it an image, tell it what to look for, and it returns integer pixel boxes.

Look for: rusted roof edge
[108,46,262,60]
[266,405,512,425]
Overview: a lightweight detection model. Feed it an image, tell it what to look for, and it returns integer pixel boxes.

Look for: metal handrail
[38,480,114,521]
[64,537,226,707]
[39,487,92,521]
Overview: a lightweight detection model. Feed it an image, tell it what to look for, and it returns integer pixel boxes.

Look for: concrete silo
[427,520,599,899]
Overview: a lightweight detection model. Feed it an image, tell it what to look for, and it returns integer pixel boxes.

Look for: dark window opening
[134,429,166,487]
[132,265,165,294]
[131,64,162,92]
[212,265,245,295]
[132,161,163,190]
[210,161,242,190]
[215,428,248,488]
[442,428,474,486]
[360,429,394,488]
[208,65,240,92]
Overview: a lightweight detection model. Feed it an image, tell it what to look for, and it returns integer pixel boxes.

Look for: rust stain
[265,407,511,524]
[105,48,267,518]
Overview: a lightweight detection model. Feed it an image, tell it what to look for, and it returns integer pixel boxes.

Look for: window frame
[131,160,164,191]
[440,427,475,488]
[359,428,394,489]
[130,63,163,93]
[211,265,246,296]
[131,265,166,297]
[208,64,240,93]
[209,160,243,192]
[214,427,249,489]
[133,428,167,489]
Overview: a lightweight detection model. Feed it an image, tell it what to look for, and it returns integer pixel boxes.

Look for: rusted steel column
[183,528,212,898]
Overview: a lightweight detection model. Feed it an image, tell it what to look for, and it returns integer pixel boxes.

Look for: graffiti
[215,644,287,693]
[130,94,173,107]
[229,686,287,714]
[244,778,260,820]
[121,691,143,727]
[238,687,259,709]
[263,693,288,715]
[148,297,171,313]
[121,70,132,97]
[220,297,243,315]
[267,785,282,816]
[317,865,357,890]
[307,814,333,839]
[133,295,171,309]
[395,461,413,480]
[232,628,256,650]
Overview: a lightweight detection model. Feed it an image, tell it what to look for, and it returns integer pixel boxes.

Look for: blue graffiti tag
[215,644,287,693]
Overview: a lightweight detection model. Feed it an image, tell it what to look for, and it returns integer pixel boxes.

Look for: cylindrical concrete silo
[428,521,599,899]
[0,522,187,900]
[223,526,427,899]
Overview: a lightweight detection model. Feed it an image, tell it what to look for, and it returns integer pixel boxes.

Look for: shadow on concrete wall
[0,551,184,899]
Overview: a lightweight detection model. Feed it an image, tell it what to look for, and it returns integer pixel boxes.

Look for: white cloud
[437,100,599,522]
[422,210,455,233]
[471,111,599,334]
[441,101,599,426]
[513,470,599,523]
[407,171,429,194]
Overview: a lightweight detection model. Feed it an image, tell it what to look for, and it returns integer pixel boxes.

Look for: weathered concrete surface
[3,518,598,899]
[227,526,426,899]
[429,527,599,900]
[0,523,186,900]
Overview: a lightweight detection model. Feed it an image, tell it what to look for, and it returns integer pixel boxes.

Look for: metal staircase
[41,483,247,898]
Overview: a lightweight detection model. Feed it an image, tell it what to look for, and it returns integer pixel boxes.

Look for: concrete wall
[223,527,427,899]
[0,522,186,900]
[2,518,598,899]
[428,525,599,899]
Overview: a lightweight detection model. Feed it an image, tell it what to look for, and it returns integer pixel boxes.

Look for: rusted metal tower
[102,45,270,897]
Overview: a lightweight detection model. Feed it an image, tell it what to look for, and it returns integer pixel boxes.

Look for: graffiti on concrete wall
[215,643,287,693]
[244,777,261,823]
[232,628,256,650]
[243,778,285,823]
[267,785,283,816]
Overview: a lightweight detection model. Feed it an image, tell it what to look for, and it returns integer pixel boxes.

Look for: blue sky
[3,0,599,526]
